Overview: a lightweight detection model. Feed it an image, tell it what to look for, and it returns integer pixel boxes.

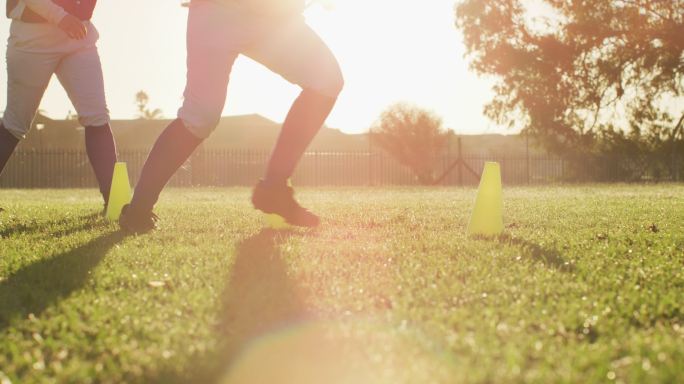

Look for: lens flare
[219,318,457,384]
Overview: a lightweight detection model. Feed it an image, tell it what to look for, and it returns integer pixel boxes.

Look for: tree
[135,90,163,120]
[455,0,684,159]
[370,103,448,184]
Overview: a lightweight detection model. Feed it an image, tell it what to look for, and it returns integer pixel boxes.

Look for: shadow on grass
[0,212,102,239]
[0,230,124,332]
[145,228,307,384]
[496,234,575,273]
[217,229,309,352]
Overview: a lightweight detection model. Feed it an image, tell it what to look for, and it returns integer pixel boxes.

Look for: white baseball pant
[178,0,344,139]
[2,20,110,139]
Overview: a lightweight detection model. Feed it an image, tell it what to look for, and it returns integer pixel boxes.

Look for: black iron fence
[0,149,571,189]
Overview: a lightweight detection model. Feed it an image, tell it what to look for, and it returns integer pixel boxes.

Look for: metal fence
[0,149,568,189]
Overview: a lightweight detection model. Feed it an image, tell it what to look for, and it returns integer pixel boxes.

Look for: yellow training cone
[106,162,132,221]
[264,213,291,230]
[263,179,293,230]
[467,162,503,236]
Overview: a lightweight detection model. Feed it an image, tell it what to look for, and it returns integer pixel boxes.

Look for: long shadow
[0,212,102,239]
[146,228,308,384]
[0,230,125,332]
[497,234,575,273]
[218,229,309,354]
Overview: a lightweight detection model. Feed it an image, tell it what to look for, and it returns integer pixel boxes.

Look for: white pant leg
[3,24,61,139]
[2,21,106,139]
[245,18,344,99]
[178,0,245,138]
[55,23,110,128]
[178,0,343,138]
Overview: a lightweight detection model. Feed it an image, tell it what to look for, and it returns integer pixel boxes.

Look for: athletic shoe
[251,180,320,227]
[119,204,158,234]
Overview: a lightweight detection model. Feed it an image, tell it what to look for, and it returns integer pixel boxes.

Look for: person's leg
[246,19,344,186]
[125,1,239,218]
[263,89,338,185]
[0,124,20,176]
[128,119,203,212]
[55,35,117,204]
[84,125,117,203]
[245,18,343,226]
[1,26,61,176]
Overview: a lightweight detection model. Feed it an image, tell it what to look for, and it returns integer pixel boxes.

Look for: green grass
[1,186,683,383]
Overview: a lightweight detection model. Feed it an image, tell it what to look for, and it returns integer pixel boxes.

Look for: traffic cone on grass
[105,162,132,221]
[264,213,290,230]
[467,162,503,236]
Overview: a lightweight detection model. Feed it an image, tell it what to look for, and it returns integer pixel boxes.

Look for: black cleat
[119,204,158,234]
[251,180,320,227]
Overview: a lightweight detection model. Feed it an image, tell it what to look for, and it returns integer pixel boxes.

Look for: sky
[0,0,509,135]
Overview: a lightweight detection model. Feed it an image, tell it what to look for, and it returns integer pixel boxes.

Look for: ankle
[260,177,288,188]
[128,199,153,214]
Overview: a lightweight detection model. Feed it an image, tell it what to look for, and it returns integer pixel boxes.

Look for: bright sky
[0,0,508,135]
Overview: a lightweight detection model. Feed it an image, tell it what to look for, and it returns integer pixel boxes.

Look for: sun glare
[302,0,498,134]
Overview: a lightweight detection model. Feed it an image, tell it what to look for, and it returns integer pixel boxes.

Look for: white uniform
[214,0,305,17]
[178,0,344,138]
[2,0,109,140]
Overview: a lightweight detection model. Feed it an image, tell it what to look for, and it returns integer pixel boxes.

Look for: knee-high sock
[85,124,118,203]
[131,119,203,211]
[0,124,20,176]
[264,89,337,185]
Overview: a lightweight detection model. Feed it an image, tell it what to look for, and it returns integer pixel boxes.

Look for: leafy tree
[370,103,448,184]
[135,91,163,120]
[455,0,684,159]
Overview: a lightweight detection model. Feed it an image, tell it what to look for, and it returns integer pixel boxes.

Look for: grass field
[1,186,683,383]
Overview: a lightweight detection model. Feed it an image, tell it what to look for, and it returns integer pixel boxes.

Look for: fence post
[315,151,319,187]
[368,152,373,187]
[191,145,204,186]
[526,134,531,185]
[675,154,680,182]
[367,134,373,186]
[561,158,566,181]
[457,137,463,186]
[672,149,680,182]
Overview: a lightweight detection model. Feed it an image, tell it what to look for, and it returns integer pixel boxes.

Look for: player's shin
[264,89,337,185]
[130,119,203,212]
[0,124,20,176]
[85,124,118,204]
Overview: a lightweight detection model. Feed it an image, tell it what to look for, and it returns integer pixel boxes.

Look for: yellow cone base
[106,162,132,222]
[263,213,292,230]
[467,162,504,236]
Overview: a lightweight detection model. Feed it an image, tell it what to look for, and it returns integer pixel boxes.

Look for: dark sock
[0,124,20,176]
[131,119,203,211]
[264,89,337,186]
[85,124,118,203]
